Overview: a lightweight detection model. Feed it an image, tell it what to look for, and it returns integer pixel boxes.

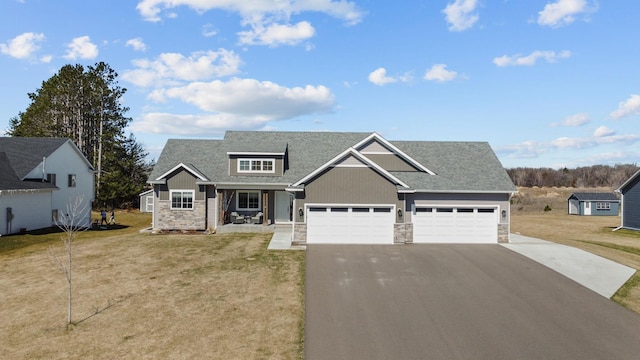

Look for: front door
[275,191,293,223]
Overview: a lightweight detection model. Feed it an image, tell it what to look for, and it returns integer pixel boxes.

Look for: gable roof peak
[293,147,409,188]
[353,133,435,175]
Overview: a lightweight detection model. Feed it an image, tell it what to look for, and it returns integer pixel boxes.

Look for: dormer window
[238,159,275,173]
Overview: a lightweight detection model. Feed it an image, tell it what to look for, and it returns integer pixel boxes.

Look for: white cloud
[442,0,479,32]
[154,78,334,115]
[367,68,412,86]
[130,113,257,136]
[551,112,589,127]
[122,49,242,87]
[493,50,571,67]
[594,126,615,137]
[202,24,218,37]
[498,132,640,160]
[136,0,363,46]
[64,36,98,60]
[126,37,147,52]
[40,54,53,63]
[133,77,336,135]
[424,64,459,83]
[238,21,315,47]
[0,32,45,59]
[537,0,597,28]
[551,136,594,149]
[609,94,640,119]
[368,67,397,86]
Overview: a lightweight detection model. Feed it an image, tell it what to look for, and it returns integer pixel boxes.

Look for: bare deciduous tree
[48,195,90,327]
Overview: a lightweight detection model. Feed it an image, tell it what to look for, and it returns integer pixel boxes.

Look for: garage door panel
[413,207,497,244]
[307,206,394,244]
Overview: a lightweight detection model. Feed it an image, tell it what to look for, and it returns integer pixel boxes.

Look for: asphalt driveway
[305,245,640,360]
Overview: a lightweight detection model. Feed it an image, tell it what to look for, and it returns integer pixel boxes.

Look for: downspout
[42,156,46,182]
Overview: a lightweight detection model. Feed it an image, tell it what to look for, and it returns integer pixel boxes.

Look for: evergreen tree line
[7,62,152,208]
[506,164,639,188]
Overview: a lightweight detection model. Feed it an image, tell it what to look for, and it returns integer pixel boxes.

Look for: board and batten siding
[622,175,640,230]
[363,154,419,172]
[158,170,205,201]
[297,166,403,223]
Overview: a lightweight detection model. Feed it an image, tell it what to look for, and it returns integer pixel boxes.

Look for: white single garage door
[306,206,395,244]
[413,207,497,244]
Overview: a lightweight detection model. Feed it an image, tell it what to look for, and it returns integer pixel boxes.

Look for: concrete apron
[502,234,637,298]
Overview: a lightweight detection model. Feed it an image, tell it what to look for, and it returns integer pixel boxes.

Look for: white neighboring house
[0,138,95,235]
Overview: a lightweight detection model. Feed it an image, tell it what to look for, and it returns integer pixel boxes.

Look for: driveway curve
[305,245,640,360]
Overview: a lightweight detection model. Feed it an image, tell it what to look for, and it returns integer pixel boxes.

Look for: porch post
[217,189,223,226]
[262,191,268,225]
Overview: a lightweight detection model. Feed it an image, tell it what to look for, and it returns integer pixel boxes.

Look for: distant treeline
[506,164,639,188]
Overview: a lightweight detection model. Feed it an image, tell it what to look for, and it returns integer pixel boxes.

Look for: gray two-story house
[147,131,516,244]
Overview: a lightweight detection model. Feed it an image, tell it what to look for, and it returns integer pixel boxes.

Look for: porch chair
[250,212,263,224]
[231,212,245,224]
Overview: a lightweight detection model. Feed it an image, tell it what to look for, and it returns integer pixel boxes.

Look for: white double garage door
[306,205,498,244]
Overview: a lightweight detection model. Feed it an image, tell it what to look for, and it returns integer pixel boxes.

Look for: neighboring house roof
[0,152,56,191]
[0,137,94,180]
[0,137,69,179]
[148,131,516,193]
[568,192,619,201]
[617,169,640,193]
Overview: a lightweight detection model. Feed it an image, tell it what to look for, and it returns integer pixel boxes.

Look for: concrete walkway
[267,226,305,250]
[502,233,637,298]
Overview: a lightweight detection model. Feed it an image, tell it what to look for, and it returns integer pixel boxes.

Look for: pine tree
[7,62,150,207]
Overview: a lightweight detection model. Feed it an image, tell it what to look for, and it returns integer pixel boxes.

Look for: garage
[306,205,395,244]
[412,206,498,243]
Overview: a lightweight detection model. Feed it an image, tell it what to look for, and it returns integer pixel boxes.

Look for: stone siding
[394,223,412,244]
[293,223,307,245]
[498,223,509,243]
[155,200,206,230]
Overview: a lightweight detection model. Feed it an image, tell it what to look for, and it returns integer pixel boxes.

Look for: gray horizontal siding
[622,175,640,229]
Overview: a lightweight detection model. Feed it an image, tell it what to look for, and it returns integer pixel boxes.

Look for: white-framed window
[47,173,57,186]
[171,190,194,209]
[237,159,275,173]
[237,191,261,210]
[596,202,611,210]
[68,174,76,187]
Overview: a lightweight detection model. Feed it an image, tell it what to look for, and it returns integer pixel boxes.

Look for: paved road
[305,245,640,360]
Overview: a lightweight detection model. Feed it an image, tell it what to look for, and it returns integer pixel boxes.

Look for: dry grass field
[0,212,305,359]
[2,188,640,359]
[511,187,640,312]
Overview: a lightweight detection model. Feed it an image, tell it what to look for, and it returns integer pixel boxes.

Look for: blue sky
[1,0,639,169]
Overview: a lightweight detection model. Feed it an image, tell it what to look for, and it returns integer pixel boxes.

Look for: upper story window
[238,159,275,173]
[47,173,57,186]
[68,174,76,187]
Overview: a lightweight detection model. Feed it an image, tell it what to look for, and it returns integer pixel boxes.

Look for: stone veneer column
[293,223,307,245]
[498,223,509,243]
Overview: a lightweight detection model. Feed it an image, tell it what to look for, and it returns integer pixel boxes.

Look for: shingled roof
[0,152,56,191]
[0,137,69,179]
[568,192,619,201]
[149,131,516,193]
